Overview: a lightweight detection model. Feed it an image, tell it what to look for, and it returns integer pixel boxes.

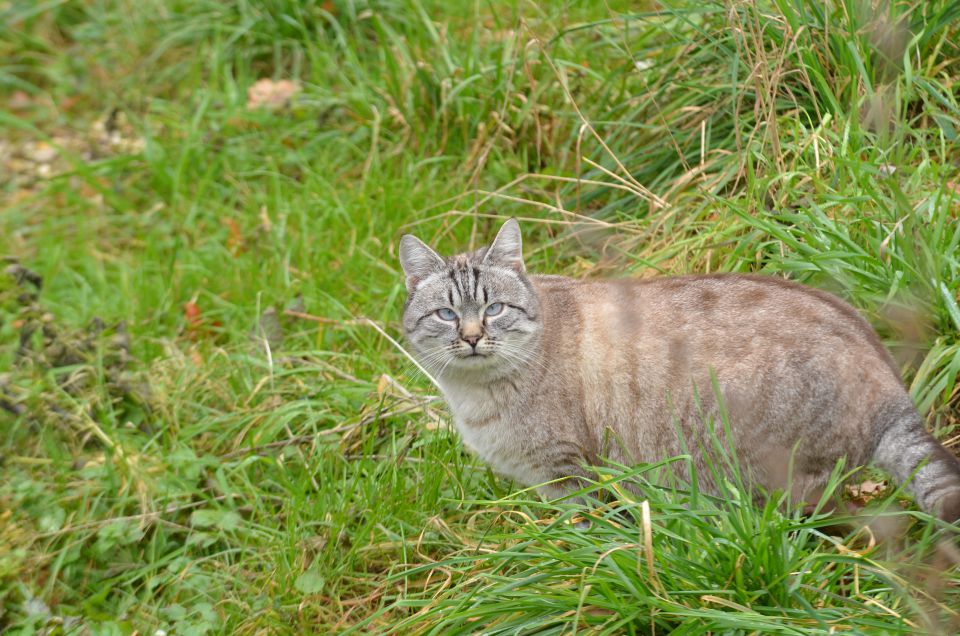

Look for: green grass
[2,0,960,633]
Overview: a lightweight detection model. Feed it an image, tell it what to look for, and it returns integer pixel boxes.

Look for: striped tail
[871,399,960,522]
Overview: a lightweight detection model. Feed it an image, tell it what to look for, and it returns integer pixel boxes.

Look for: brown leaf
[60,95,81,112]
[246,78,301,110]
[183,300,221,340]
[222,217,244,255]
[9,91,32,110]
[846,479,888,505]
[859,479,886,495]
[184,301,203,331]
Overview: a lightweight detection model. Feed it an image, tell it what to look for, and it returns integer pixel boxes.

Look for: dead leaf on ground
[8,91,32,110]
[182,298,223,341]
[877,164,897,178]
[253,306,284,351]
[222,217,244,255]
[246,78,301,110]
[846,479,888,505]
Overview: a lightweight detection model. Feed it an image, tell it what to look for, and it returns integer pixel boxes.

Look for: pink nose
[462,334,481,347]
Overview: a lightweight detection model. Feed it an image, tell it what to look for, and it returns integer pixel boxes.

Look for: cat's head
[399,218,542,380]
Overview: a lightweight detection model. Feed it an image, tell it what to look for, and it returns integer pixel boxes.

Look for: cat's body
[399,219,960,521]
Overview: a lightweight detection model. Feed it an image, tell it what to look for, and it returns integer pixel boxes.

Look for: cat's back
[532,272,898,377]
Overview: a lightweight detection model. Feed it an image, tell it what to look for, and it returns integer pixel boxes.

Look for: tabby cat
[399,218,960,521]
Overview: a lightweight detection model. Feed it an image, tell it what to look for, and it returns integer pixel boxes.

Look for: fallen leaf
[847,479,888,504]
[9,91,32,110]
[222,217,244,255]
[246,78,301,110]
[184,301,203,330]
[254,306,284,350]
[59,95,81,112]
[183,299,222,341]
[859,479,886,495]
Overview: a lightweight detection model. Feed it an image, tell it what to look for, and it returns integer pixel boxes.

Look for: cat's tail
[871,398,960,522]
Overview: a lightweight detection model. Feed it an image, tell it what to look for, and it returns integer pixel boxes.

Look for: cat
[399,218,960,522]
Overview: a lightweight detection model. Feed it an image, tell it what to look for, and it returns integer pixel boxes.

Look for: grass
[2,0,960,632]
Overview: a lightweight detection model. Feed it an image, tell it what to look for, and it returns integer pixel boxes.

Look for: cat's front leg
[535,465,594,503]
[529,439,597,502]
[536,479,581,502]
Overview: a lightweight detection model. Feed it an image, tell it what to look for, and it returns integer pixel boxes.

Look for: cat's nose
[461,321,483,348]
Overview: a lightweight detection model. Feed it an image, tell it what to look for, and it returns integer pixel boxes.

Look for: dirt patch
[0,261,151,442]
[1,103,144,199]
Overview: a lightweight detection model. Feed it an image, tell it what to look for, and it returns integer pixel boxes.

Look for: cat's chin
[453,353,496,366]
[442,353,510,377]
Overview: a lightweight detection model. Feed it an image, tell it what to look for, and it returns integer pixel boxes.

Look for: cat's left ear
[399,234,445,292]
[482,218,524,272]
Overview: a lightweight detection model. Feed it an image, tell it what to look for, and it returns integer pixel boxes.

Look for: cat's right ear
[482,217,524,272]
[399,235,445,293]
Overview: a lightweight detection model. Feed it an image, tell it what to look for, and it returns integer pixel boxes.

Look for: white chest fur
[439,381,542,486]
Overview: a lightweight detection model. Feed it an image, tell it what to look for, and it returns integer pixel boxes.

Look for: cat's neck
[438,373,529,428]
[436,335,545,425]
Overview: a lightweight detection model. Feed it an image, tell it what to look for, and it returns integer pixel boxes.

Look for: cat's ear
[399,234,445,292]
[483,218,524,272]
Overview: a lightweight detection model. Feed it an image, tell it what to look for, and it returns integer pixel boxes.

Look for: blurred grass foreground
[2,0,960,633]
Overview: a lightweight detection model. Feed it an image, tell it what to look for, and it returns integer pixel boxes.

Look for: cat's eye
[436,308,457,321]
[484,303,504,317]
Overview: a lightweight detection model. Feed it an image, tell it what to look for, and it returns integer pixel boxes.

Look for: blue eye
[436,308,457,321]
[484,303,504,317]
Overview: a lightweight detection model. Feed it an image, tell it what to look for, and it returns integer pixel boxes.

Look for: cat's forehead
[444,248,487,267]
[410,247,525,304]
[443,249,517,288]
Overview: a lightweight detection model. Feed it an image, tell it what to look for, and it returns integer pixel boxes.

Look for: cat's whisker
[399,344,457,382]
[416,350,454,374]
[434,353,460,379]
[401,344,448,372]
[496,348,540,371]
[495,348,547,376]
[504,341,548,364]
[494,342,549,373]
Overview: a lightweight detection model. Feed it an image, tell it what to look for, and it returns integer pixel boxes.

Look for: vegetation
[2,0,959,632]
